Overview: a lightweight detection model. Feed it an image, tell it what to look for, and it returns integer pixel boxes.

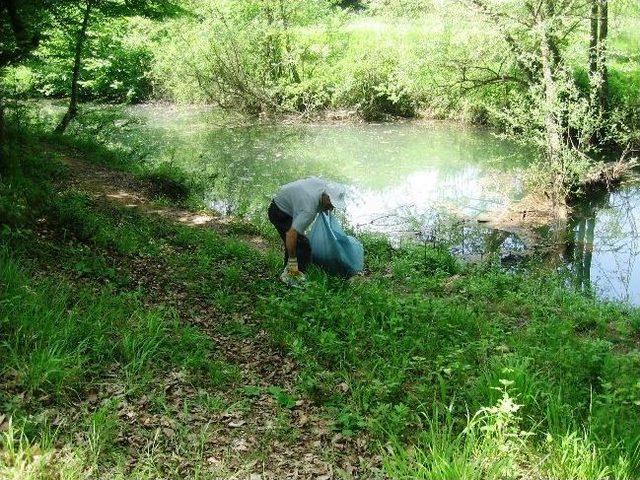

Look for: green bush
[334,49,416,120]
[0,127,67,227]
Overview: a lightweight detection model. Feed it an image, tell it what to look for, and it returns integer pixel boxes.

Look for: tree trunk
[539,13,571,201]
[588,0,608,121]
[1,0,40,177]
[597,0,608,116]
[588,1,598,80]
[539,30,563,163]
[55,0,92,134]
[277,0,300,84]
[0,95,8,177]
[2,0,39,57]
[0,92,18,178]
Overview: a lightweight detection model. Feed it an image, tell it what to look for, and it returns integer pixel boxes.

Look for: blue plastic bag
[309,212,364,277]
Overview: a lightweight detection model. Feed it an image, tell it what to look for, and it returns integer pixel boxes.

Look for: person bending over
[268,177,345,283]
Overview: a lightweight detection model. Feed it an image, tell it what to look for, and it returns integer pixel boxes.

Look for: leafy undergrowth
[2,131,640,479]
[261,247,640,478]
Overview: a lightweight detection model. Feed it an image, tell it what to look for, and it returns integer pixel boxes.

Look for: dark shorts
[267,201,312,272]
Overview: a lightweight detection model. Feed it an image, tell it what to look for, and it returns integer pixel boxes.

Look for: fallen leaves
[0,414,8,432]
[232,438,250,452]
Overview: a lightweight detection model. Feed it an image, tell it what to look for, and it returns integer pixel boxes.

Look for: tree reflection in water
[405,184,640,305]
[563,201,599,296]
[564,186,640,305]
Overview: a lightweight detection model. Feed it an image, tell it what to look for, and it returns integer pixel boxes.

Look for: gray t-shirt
[273,177,327,233]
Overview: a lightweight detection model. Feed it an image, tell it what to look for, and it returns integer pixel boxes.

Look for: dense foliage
[3,1,638,124]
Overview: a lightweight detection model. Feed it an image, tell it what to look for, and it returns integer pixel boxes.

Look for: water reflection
[453,186,640,305]
[562,186,640,304]
[562,202,598,296]
[346,166,514,237]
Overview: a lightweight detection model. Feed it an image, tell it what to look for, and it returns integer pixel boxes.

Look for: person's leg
[267,201,292,266]
[296,234,312,272]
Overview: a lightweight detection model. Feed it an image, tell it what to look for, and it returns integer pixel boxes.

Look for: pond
[68,104,640,305]
[123,104,530,225]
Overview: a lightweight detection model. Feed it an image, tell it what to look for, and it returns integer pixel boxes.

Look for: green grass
[0,132,248,476]
[257,249,640,476]
[0,246,236,397]
[382,400,632,479]
[2,125,640,478]
[0,248,243,477]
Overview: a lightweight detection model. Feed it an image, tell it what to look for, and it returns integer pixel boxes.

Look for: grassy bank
[2,126,640,478]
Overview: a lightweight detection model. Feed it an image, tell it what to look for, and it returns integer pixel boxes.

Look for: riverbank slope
[2,128,640,478]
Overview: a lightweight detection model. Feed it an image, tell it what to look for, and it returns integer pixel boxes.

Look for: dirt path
[49,149,383,479]
[60,151,270,251]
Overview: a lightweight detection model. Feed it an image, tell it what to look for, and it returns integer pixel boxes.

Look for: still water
[123,105,639,305]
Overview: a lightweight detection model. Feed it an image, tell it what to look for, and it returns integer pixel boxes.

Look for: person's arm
[285,210,314,275]
[285,228,298,266]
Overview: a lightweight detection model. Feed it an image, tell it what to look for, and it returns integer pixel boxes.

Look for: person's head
[320,192,334,211]
[321,183,346,212]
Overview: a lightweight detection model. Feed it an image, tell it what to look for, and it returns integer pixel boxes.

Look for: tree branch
[465,0,541,83]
